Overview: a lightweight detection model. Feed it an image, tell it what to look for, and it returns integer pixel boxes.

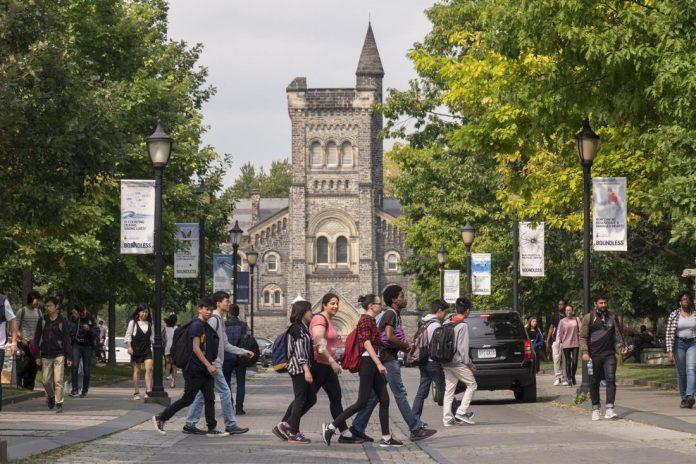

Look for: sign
[593,177,627,251]
[520,221,545,277]
[471,253,492,295]
[236,272,250,304]
[120,180,155,254]
[174,223,199,278]
[213,254,233,292]
[443,270,460,304]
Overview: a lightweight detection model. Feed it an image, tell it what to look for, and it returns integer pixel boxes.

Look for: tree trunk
[21,266,33,300]
[107,298,116,366]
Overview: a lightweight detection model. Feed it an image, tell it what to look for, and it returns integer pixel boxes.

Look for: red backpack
[341,329,361,373]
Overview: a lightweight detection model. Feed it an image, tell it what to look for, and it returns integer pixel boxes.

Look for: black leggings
[282,363,347,431]
[563,347,579,384]
[287,373,317,434]
[331,356,390,435]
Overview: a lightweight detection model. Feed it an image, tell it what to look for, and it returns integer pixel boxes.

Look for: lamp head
[461,222,476,246]
[437,246,447,266]
[576,117,600,166]
[246,248,259,267]
[146,121,173,167]
[229,220,243,247]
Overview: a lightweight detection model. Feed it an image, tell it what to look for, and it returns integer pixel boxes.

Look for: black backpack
[430,321,462,363]
[237,333,260,368]
[171,318,197,368]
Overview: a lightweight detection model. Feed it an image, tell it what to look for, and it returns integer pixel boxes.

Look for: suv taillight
[523,339,534,361]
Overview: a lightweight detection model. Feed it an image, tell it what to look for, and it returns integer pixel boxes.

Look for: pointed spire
[356,22,384,78]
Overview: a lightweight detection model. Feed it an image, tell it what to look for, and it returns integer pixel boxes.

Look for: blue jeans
[223,359,246,409]
[71,345,92,393]
[352,359,423,433]
[0,350,4,411]
[186,365,237,428]
[674,338,696,399]
[411,360,459,418]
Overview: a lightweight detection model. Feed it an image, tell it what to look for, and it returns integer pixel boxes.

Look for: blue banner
[236,272,250,304]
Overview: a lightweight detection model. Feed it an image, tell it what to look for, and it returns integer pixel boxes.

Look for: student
[0,292,19,412]
[164,313,178,388]
[275,300,316,444]
[16,290,42,390]
[350,285,436,442]
[442,298,477,426]
[546,299,567,386]
[322,294,402,448]
[69,303,99,398]
[526,316,544,373]
[666,291,696,408]
[98,319,107,363]
[125,304,154,400]
[152,298,229,437]
[557,305,582,386]
[222,304,249,415]
[35,297,72,413]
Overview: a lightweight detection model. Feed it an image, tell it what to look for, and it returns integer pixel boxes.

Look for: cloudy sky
[167,0,435,187]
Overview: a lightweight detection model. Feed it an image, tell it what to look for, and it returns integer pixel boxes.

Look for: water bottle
[587,359,593,376]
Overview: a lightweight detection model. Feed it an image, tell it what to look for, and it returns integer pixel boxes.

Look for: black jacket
[36,314,72,358]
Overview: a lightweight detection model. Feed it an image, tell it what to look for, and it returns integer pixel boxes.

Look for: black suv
[432,310,537,403]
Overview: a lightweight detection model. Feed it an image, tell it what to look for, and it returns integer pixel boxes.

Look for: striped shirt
[287,322,313,376]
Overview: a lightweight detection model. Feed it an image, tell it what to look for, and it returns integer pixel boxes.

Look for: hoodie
[444,314,472,366]
[420,314,442,345]
[209,310,249,368]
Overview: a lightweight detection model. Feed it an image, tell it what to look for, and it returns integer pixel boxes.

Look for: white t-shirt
[164,326,177,355]
[1,297,17,348]
[124,320,155,345]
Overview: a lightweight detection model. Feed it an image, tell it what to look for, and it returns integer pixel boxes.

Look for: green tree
[224,158,292,201]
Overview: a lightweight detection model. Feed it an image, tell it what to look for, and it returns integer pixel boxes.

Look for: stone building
[230,24,418,338]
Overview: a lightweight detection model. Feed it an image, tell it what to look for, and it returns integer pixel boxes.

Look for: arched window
[274,290,281,305]
[341,142,353,167]
[329,180,334,189]
[344,180,349,189]
[267,255,277,272]
[336,236,348,264]
[314,180,319,189]
[316,236,329,264]
[386,252,400,272]
[310,142,322,167]
[326,142,338,167]
[263,291,270,305]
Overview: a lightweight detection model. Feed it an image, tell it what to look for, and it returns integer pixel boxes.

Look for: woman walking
[163,313,178,388]
[557,305,582,386]
[125,304,154,400]
[526,316,544,373]
[275,300,316,443]
[321,294,402,448]
[666,291,696,408]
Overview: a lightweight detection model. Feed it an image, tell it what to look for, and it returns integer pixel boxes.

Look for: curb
[1,377,131,409]
[538,369,677,391]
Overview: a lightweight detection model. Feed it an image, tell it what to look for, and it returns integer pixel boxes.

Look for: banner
[236,272,250,304]
[213,254,233,292]
[120,180,155,254]
[593,177,628,251]
[520,222,545,277]
[174,223,199,278]
[443,270,460,304]
[471,253,492,295]
[1,347,14,385]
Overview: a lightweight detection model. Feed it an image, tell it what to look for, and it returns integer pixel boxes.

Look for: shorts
[131,351,153,364]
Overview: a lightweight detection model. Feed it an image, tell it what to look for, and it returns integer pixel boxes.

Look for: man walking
[16,290,42,390]
[580,293,628,421]
[98,319,107,363]
[546,298,567,385]
[69,303,99,398]
[222,304,250,415]
[0,292,19,412]
[184,292,252,435]
[350,285,437,442]
[442,298,477,426]
[35,297,72,413]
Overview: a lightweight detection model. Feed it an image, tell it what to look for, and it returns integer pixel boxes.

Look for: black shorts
[131,351,153,364]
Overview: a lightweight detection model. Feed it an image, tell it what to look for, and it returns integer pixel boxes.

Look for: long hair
[290,300,312,324]
[131,303,152,322]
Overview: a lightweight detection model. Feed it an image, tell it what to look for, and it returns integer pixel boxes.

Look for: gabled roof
[311,286,360,315]
[229,198,289,232]
[356,23,384,77]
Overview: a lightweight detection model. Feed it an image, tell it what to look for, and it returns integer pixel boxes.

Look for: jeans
[0,350,4,411]
[283,362,347,430]
[443,364,477,423]
[589,353,617,409]
[352,359,423,433]
[412,360,460,418]
[17,342,38,390]
[287,373,317,434]
[71,344,92,393]
[186,365,237,428]
[674,338,696,399]
[160,369,216,429]
[223,358,246,409]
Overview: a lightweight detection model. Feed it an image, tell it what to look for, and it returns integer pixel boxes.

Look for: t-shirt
[187,318,219,374]
[164,326,177,355]
[0,297,16,348]
[677,314,696,340]
[548,312,565,342]
[378,308,401,363]
[310,314,336,365]
[17,306,41,342]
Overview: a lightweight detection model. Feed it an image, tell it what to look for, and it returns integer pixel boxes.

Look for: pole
[107,298,116,366]
[147,166,169,404]
[439,266,444,300]
[249,264,255,335]
[232,244,239,304]
[579,161,593,394]
[198,216,205,299]
[466,244,472,301]
[512,219,520,313]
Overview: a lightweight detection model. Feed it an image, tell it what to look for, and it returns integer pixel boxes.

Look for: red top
[357,313,380,354]
[310,313,337,365]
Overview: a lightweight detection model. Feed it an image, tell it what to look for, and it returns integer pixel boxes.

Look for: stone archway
[311,287,361,337]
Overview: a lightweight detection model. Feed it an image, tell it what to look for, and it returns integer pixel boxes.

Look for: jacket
[35,314,72,358]
[579,310,625,355]
[287,322,313,376]
[444,315,471,366]
[529,327,544,351]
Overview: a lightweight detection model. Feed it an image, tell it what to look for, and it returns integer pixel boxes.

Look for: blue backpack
[271,329,290,373]
[224,318,247,361]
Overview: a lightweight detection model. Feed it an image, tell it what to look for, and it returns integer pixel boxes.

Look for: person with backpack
[557,304,582,386]
[322,294,402,448]
[349,285,436,443]
[34,296,72,413]
[69,303,99,398]
[222,304,250,415]
[16,290,42,390]
[274,300,316,444]
[440,297,477,426]
[164,313,178,388]
[183,291,252,435]
[152,297,230,437]
[0,292,19,412]
[546,299,568,386]
[124,304,154,400]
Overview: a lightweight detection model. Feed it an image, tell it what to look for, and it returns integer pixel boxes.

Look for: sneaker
[47,396,55,410]
[79,391,88,398]
[68,390,78,397]
[409,427,437,441]
[553,379,561,386]
[236,406,246,415]
[322,423,335,446]
[133,393,141,401]
[182,424,207,435]
[338,434,363,444]
[379,437,404,447]
[272,425,288,441]
[443,418,457,427]
[455,412,476,425]
[688,396,695,409]
[225,425,249,435]
[349,426,373,442]
[604,408,617,420]
[152,416,166,435]
[560,381,569,386]
[680,398,689,408]
[206,429,230,437]
[55,403,63,414]
[287,432,311,444]
[166,374,172,381]
[591,409,601,421]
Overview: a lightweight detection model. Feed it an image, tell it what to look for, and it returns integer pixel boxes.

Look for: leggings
[331,356,390,435]
[287,373,317,434]
[563,347,579,384]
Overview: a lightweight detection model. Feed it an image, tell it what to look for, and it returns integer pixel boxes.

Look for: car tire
[432,383,443,406]
[515,376,537,403]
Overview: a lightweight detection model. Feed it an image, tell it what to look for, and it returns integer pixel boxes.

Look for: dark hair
[290,300,312,324]
[383,285,403,307]
[230,304,240,317]
[73,301,87,313]
[593,293,608,303]
[678,291,693,307]
[45,296,60,307]
[166,313,178,327]
[558,298,567,306]
[26,290,41,306]
[358,294,377,310]
[640,325,647,332]
[199,297,214,309]
[322,292,339,308]
[431,299,449,314]
[455,297,471,314]
[131,303,152,322]
[212,291,230,306]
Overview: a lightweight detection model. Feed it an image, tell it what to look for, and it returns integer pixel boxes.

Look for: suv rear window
[467,313,525,340]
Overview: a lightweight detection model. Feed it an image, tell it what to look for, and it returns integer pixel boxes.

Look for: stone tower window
[316,236,329,264]
[344,180,349,189]
[326,141,339,167]
[263,290,270,305]
[274,290,282,305]
[311,141,323,167]
[341,142,353,167]
[267,255,277,272]
[386,252,401,272]
[336,236,348,264]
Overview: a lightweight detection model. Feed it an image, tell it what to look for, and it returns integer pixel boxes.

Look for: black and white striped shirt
[287,322,313,376]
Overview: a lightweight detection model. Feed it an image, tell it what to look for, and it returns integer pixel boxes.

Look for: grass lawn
[539,358,676,387]
[2,386,28,399]
[34,362,132,386]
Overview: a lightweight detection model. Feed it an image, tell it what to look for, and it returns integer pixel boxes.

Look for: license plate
[477,348,496,359]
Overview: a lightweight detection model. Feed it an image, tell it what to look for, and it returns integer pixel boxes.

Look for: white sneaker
[591,410,601,421]
[604,408,617,420]
[553,379,561,386]
[560,381,569,386]
[443,418,456,427]
[455,412,475,425]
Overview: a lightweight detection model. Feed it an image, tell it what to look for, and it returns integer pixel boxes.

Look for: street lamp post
[461,223,476,301]
[195,179,206,299]
[229,220,243,304]
[437,246,448,300]
[576,116,600,394]
[246,248,259,335]
[145,121,172,404]
[512,219,520,314]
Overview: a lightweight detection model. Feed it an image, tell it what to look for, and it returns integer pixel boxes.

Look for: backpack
[340,329,361,373]
[407,320,435,366]
[171,318,197,368]
[225,318,246,347]
[0,294,6,324]
[237,333,260,368]
[270,329,290,372]
[429,321,462,363]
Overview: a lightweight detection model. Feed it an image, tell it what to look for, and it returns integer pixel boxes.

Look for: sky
[166,0,435,187]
